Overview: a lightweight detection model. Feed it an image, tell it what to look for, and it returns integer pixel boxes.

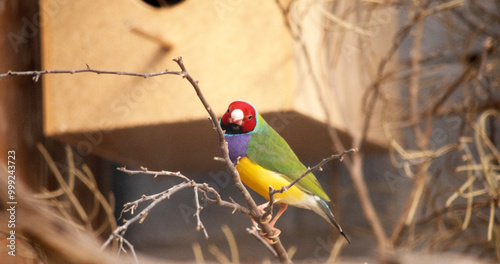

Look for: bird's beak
[230,109,244,125]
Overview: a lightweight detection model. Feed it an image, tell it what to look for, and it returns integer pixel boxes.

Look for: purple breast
[224,134,252,163]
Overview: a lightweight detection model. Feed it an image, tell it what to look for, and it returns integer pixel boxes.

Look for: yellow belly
[236,157,307,204]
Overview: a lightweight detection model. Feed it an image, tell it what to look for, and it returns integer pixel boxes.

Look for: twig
[115,167,192,217]
[117,166,190,181]
[120,237,139,264]
[198,184,251,215]
[194,186,209,239]
[101,180,194,251]
[0,67,182,82]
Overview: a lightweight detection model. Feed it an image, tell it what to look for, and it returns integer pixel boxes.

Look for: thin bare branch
[101,180,194,251]
[194,186,209,239]
[117,166,190,181]
[0,67,182,81]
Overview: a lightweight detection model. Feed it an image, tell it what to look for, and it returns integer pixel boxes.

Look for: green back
[246,114,330,202]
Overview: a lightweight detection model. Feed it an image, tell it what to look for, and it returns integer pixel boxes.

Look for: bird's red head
[221,101,257,134]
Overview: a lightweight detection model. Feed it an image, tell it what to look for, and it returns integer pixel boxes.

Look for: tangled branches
[277,0,500,261]
[374,1,500,259]
[100,166,249,262]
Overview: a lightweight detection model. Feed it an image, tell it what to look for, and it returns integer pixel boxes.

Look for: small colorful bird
[220,101,350,243]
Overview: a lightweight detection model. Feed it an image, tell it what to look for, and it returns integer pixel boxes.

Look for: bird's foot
[252,219,281,244]
[260,228,281,238]
[252,220,261,230]
[260,227,281,244]
[255,202,272,224]
[260,213,272,224]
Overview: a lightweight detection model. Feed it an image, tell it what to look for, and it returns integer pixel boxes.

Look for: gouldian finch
[220,101,350,243]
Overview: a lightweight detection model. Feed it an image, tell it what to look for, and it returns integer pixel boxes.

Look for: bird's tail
[313,196,351,244]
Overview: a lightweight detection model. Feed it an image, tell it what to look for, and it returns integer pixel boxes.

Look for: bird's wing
[245,115,331,202]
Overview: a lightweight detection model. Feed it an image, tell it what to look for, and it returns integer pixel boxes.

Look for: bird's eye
[248,115,253,120]
[226,109,230,113]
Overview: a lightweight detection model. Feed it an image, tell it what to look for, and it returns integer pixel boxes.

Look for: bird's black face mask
[222,123,243,134]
